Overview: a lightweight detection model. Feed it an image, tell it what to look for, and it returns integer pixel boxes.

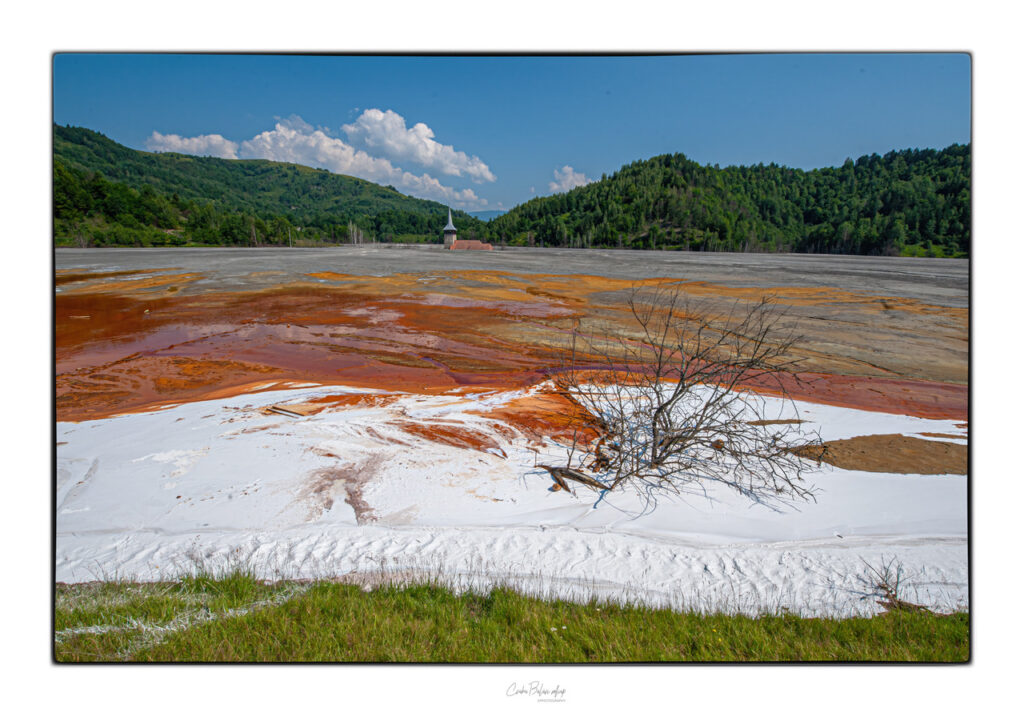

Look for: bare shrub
[547,284,821,506]
[858,556,930,613]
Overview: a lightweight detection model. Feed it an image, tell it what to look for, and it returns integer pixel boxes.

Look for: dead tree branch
[549,284,822,505]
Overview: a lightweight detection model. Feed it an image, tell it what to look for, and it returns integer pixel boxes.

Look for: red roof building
[449,239,493,251]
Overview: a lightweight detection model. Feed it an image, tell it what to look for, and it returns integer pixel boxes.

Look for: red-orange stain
[728,371,966,421]
[56,283,558,421]
[394,421,504,455]
[777,372,967,421]
[304,393,402,409]
[58,271,202,295]
[468,391,602,446]
[55,268,967,424]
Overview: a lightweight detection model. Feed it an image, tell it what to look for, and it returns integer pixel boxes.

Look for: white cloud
[238,117,397,182]
[342,108,496,183]
[239,118,487,208]
[548,165,593,193]
[276,114,315,133]
[146,131,239,159]
[148,115,489,209]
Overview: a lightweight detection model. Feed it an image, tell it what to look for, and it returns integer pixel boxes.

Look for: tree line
[488,145,969,257]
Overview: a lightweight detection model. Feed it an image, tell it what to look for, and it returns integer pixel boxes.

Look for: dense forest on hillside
[491,146,969,257]
[53,125,487,247]
[54,125,969,256]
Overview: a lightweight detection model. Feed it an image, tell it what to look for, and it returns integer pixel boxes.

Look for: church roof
[443,208,457,232]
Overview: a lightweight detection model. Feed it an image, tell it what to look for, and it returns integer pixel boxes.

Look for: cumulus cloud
[548,165,593,193]
[146,131,239,159]
[342,108,496,183]
[238,116,397,182]
[148,115,489,209]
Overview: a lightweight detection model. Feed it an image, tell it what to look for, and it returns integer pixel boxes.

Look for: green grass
[54,573,968,663]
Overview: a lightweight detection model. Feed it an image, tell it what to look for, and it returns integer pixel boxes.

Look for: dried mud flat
[55,246,969,305]
[798,434,968,474]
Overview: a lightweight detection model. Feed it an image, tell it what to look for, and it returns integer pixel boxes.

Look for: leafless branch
[549,284,822,506]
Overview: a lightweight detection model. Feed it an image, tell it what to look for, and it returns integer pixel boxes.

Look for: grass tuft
[54,574,969,663]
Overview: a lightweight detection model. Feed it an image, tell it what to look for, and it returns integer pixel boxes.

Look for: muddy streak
[394,421,505,455]
[304,456,383,524]
[55,269,163,286]
[57,272,202,295]
[303,393,402,409]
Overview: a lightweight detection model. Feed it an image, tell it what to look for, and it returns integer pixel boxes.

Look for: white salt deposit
[55,383,967,616]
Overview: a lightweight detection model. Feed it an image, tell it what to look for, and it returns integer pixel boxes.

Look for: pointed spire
[444,207,457,232]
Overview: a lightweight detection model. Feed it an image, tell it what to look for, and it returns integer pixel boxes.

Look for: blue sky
[53,53,971,211]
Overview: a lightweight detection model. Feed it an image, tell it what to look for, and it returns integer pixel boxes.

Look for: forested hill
[489,146,970,257]
[53,125,487,247]
[54,124,969,256]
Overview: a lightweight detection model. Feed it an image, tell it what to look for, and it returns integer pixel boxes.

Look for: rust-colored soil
[57,271,202,295]
[55,267,968,425]
[469,391,602,446]
[304,393,401,409]
[674,279,969,319]
[753,372,967,421]
[796,434,967,474]
[395,421,505,455]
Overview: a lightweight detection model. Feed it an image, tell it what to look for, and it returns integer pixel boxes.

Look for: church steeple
[443,207,457,247]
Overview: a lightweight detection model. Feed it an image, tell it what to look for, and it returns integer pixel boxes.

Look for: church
[443,208,493,251]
